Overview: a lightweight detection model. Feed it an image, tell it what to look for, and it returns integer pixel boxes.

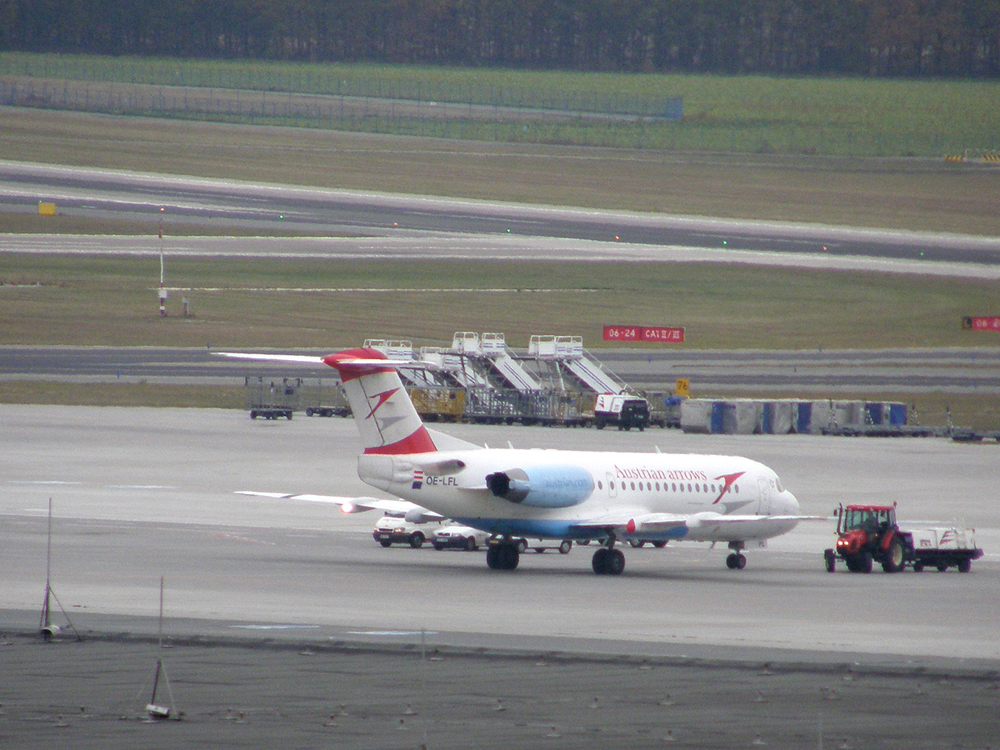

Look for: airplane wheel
[558,540,572,554]
[726,553,747,570]
[488,543,519,571]
[652,541,667,549]
[592,548,625,575]
[592,548,609,574]
[606,549,625,575]
[629,539,645,548]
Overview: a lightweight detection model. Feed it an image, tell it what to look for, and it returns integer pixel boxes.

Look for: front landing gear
[486,540,520,571]
[725,541,747,570]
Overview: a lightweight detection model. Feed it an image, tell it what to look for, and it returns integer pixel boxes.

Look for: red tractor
[824,503,910,573]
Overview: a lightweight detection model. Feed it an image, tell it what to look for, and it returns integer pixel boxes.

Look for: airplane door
[757,477,771,515]
[606,473,618,502]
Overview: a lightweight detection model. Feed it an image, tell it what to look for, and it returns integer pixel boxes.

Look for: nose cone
[783,489,801,516]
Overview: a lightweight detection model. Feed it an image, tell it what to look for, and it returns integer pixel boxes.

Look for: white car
[432,524,491,551]
[372,513,442,549]
[519,538,573,554]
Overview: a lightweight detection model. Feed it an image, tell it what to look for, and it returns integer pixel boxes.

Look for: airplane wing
[235,491,446,521]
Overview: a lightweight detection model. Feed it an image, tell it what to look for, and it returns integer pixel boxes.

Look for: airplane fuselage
[358,448,800,543]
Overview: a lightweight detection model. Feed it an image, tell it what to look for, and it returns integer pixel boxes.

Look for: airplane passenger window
[695,484,700,492]
[672,483,677,492]
[597,481,603,490]
[655,482,660,491]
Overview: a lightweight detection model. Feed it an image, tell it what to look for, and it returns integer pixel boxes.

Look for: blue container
[711,401,726,434]
[865,402,884,426]
[889,403,907,426]
[796,402,812,434]
[761,403,774,434]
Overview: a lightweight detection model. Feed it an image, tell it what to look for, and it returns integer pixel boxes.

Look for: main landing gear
[486,539,520,571]
[592,537,625,576]
[725,541,747,570]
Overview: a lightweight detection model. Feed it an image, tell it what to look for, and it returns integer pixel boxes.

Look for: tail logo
[366,387,400,419]
[712,472,745,504]
[365,387,407,432]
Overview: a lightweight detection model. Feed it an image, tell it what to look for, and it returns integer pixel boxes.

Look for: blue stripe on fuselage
[453,518,690,542]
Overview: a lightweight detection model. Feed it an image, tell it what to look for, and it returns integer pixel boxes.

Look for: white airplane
[226,347,804,575]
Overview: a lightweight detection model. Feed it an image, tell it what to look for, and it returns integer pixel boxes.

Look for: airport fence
[1,53,989,156]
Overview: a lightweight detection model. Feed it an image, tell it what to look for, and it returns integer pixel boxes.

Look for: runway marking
[345,630,439,637]
[105,484,176,490]
[164,287,600,294]
[9,480,82,485]
[230,624,320,630]
[210,532,275,546]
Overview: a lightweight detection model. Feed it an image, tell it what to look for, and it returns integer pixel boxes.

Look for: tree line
[2,0,999,78]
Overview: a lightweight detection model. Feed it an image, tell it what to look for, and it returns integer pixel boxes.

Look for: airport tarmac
[2,405,999,748]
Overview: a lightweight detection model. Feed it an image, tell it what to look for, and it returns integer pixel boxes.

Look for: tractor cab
[838,504,896,537]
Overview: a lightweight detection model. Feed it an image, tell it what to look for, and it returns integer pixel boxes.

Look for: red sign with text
[970,317,1000,332]
[603,325,685,343]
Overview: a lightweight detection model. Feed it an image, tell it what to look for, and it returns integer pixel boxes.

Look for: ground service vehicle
[373,512,442,548]
[824,503,983,573]
[432,524,491,551]
[594,394,650,431]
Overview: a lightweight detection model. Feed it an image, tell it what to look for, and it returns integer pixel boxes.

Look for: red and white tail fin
[323,348,437,455]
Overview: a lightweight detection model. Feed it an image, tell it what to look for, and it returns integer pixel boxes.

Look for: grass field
[2,108,999,237]
[3,53,1000,157]
[2,254,996,351]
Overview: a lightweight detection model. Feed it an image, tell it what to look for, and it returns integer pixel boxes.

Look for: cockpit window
[775,477,784,493]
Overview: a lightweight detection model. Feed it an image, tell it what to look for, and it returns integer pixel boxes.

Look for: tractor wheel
[859,551,873,573]
[881,537,905,573]
[824,549,836,573]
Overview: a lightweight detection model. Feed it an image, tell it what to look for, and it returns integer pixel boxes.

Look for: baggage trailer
[245,377,300,420]
[301,379,350,417]
[908,527,984,572]
[823,503,983,573]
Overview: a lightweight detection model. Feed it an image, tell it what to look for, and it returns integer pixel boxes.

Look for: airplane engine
[485,466,594,508]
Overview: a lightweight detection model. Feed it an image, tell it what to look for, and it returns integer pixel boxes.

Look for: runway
[3,159,1000,279]
[2,405,999,748]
